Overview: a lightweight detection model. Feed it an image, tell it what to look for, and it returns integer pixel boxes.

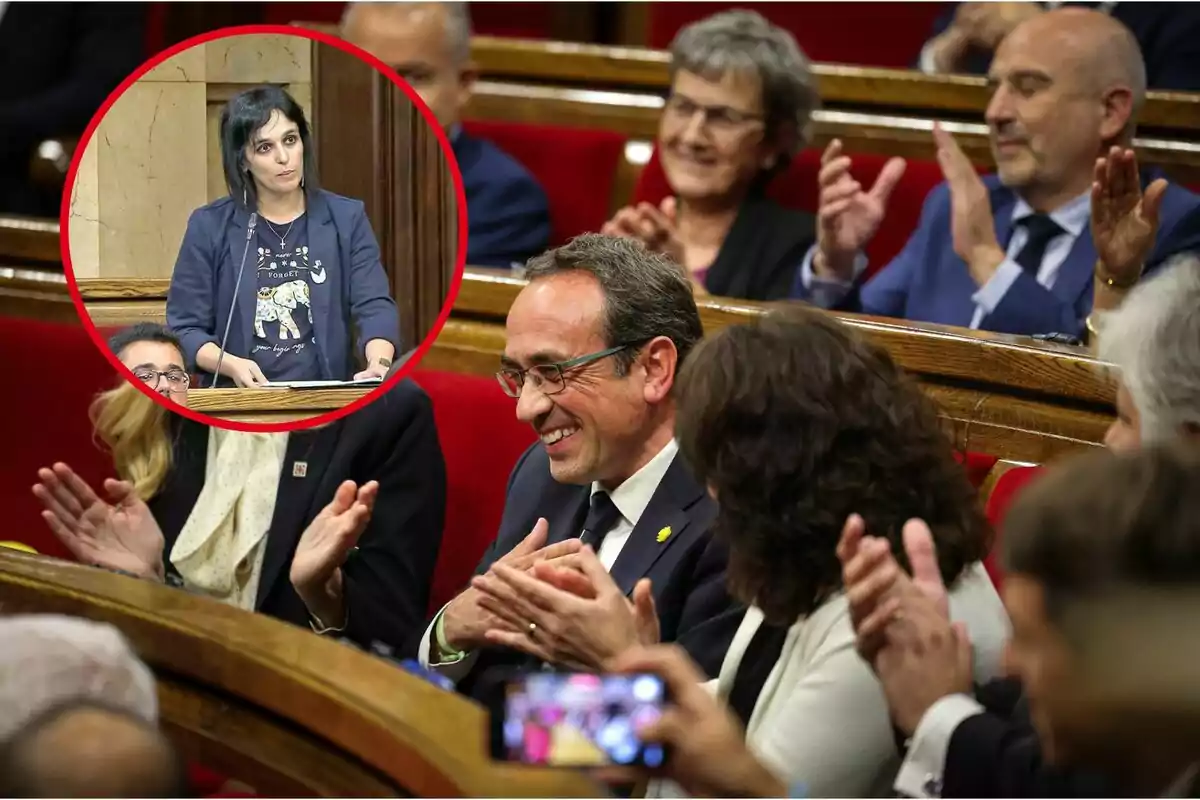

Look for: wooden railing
[71,269,1117,464]
[0,549,599,798]
[427,269,1115,465]
[0,215,73,323]
[459,37,1200,190]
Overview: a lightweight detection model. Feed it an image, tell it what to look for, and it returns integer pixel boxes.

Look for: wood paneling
[311,44,457,356]
[0,549,599,798]
[187,386,376,423]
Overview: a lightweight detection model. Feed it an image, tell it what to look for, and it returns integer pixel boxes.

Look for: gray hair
[522,234,704,377]
[669,10,819,156]
[0,615,158,740]
[340,2,473,65]
[1099,253,1200,442]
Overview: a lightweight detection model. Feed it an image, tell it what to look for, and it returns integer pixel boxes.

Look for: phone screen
[493,671,667,768]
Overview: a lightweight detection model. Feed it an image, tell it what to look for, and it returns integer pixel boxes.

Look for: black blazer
[942,677,1117,797]
[704,190,816,302]
[448,443,744,699]
[147,379,446,653]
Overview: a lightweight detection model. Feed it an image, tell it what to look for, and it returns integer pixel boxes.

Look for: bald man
[794,7,1200,339]
[340,2,551,269]
[0,701,187,798]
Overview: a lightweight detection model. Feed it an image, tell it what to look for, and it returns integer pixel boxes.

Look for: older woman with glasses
[600,10,820,301]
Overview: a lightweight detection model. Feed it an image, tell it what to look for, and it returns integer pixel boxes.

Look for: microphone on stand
[212,212,257,388]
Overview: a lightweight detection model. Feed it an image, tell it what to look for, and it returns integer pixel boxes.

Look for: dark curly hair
[675,305,992,625]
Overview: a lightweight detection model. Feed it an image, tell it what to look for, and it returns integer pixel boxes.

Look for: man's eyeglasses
[496,344,635,399]
[133,368,190,392]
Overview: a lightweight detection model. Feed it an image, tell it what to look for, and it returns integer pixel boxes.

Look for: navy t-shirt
[251,213,325,381]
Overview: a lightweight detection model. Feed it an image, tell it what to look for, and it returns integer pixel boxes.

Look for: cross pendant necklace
[265,218,295,250]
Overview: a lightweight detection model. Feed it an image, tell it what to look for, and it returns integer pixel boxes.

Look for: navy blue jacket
[797,175,1200,338]
[166,189,401,383]
[452,130,551,269]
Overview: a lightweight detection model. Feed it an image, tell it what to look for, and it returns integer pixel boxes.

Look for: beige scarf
[169,428,289,610]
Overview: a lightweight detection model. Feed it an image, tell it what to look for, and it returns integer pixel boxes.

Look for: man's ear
[640,336,679,404]
[1099,86,1135,142]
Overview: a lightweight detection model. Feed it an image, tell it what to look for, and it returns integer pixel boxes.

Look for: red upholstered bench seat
[410,369,535,613]
[983,465,1045,592]
[462,120,628,247]
[0,317,116,559]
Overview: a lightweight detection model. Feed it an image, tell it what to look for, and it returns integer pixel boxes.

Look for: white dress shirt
[796,189,1091,330]
[650,563,1011,799]
[417,439,681,678]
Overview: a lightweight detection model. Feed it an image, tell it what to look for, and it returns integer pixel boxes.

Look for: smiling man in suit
[414,234,742,695]
[340,2,551,269]
[792,7,1200,339]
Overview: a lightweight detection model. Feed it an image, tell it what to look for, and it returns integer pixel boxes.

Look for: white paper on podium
[263,378,384,389]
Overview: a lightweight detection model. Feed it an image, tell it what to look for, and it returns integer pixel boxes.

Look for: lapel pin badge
[292,461,308,478]
[656,526,672,543]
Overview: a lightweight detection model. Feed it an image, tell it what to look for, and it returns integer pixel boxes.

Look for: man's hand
[956,2,1042,49]
[813,139,906,280]
[439,519,583,652]
[606,645,788,798]
[290,480,378,628]
[1092,146,1165,285]
[472,546,659,668]
[934,123,1005,285]
[601,198,685,267]
[838,515,972,736]
[876,594,975,736]
[32,463,165,581]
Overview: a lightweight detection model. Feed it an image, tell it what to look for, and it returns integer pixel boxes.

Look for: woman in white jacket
[658,305,1011,798]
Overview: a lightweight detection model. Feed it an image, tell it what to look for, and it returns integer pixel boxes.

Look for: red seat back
[0,318,117,560]
[983,465,1045,592]
[411,369,537,614]
[633,146,949,275]
[647,2,944,68]
[462,120,627,246]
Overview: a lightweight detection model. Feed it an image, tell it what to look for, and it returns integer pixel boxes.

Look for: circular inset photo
[63,24,466,432]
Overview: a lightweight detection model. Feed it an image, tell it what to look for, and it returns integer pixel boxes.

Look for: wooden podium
[187,386,378,424]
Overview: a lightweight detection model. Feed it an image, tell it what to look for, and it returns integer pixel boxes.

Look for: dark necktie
[580,490,622,551]
[1014,213,1064,277]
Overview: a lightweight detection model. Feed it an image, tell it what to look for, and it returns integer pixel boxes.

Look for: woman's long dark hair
[219,85,319,211]
[675,305,992,626]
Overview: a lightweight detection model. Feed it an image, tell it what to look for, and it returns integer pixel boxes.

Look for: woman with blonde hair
[34,324,446,651]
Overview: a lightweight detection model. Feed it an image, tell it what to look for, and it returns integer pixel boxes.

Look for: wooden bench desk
[0,548,600,798]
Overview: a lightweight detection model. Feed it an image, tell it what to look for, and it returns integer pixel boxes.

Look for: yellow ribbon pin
[656,526,672,543]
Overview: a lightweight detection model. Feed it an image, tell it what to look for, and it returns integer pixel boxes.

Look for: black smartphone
[484,669,669,769]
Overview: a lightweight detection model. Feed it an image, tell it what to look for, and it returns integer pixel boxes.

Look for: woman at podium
[166,85,400,387]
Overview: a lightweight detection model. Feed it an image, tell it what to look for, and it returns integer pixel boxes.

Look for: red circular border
[59,23,468,434]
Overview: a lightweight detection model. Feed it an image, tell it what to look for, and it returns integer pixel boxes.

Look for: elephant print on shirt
[255,279,313,340]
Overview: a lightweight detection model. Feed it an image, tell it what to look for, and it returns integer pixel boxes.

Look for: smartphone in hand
[483,668,669,769]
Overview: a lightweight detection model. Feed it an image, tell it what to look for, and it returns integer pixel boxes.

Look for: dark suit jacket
[0,3,145,215]
[452,130,551,269]
[942,677,1117,797]
[925,2,1200,92]
[165,189,401,384]
[704,190,816,302]
[811,174,1200,338]
[448,443,744,699]
[147,378,446,653]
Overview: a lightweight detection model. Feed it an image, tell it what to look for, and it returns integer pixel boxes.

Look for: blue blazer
[452,130,551,269]
[166,189,401,383]
[841,175,1200,337]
